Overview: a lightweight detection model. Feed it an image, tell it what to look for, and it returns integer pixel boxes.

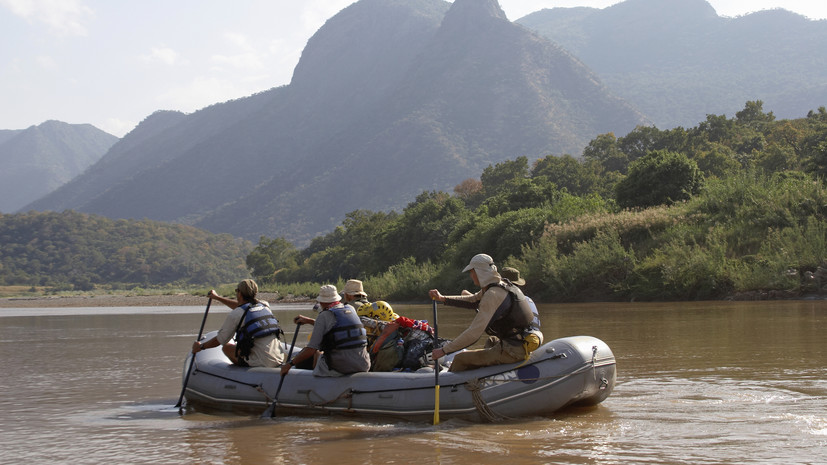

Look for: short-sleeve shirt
[307,304,370,376]
[217,302,284,367]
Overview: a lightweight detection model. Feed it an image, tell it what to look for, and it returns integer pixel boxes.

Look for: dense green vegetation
[250,102,827,301]
[4,101,826,302]
[0,211,252,291]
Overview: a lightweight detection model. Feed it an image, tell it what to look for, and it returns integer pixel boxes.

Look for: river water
[0,300,824,464]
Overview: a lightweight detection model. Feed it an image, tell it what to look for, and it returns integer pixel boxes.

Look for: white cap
[462,253,495,272]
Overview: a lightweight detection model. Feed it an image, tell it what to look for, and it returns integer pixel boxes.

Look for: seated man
[342,279,370,310]
[280,285,370,377]
[499,266,543,346]
[192,279,284,367]
[429,254,535,372]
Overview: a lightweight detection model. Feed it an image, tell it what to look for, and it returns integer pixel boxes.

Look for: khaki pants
[449,339,525,372]
[450,334,541,372]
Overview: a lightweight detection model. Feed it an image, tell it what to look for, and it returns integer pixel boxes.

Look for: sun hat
[342,279,367,297]
[462,253,496,273]
[500,267,526,286]
[236,279,258,300]
[316,284,342,303]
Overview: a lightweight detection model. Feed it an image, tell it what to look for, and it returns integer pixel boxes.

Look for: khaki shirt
[441,285,509,354]
[217,303,284,367]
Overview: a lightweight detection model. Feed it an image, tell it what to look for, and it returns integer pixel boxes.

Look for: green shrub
[363,257,441,301]
[628,228,736,300]
[615,150,704,208]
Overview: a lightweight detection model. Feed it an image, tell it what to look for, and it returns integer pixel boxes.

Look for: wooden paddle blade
[434,385,440,425]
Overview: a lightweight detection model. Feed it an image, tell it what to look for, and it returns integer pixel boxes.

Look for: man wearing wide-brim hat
[499,266,543,346]
[428,254,537,372]
[281,284,371,377]
[342,279,369,310]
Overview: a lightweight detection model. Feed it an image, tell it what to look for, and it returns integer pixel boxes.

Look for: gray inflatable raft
[182,330,616,422]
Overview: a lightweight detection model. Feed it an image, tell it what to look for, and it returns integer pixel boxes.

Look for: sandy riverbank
[0,292,291,308]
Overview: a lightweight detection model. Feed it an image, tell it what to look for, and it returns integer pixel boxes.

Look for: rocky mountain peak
[441,0,508,31]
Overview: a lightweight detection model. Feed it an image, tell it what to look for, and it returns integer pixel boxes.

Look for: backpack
[369,323,404,372]
[400,338,430,370]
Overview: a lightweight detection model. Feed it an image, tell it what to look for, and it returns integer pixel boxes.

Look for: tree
[583,132,628,173]
[480,177,559,217]
[615,150,704,209]
[453,177,483,208]
[618,125,690,163]
[694,113,736,144]
[694,143,740,178]
[801,107,827,177]
[480,156,529,197]
[246,236,298,281]
[532,154,599,196]
[735,100,775,129]
[374,191,470,269]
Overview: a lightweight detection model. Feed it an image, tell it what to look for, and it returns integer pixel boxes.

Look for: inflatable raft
[181,330,616,422]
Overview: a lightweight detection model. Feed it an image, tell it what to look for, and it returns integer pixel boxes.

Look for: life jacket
[526,296,541,332]
[483,281,534,341]
[321,304,367,352]
[235,302,281,360]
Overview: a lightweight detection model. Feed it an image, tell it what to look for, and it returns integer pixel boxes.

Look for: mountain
[0,121,118,213]
[517,0,827,128]
[25,0,646,245]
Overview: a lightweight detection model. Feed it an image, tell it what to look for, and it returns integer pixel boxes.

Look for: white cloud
[35,55,58,70]
[141,46,181,66]
[210,52,265,71]
[0,0,94,36]
[209,32,266,71]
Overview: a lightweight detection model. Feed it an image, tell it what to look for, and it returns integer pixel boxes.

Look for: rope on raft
[465,377,511,422]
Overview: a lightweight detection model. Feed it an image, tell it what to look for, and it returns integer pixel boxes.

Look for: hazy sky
[2,0,825,137]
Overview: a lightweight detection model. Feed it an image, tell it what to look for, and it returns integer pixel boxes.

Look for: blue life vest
[526,296,541,332]
[235,302,281,360]
[322,304,367,351]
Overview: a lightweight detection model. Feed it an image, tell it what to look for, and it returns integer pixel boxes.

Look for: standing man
[428,254,535,372]
[192,279,284,368]
[281,284,371,377]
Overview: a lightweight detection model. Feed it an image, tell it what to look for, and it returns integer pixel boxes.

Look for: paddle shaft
[433,299,440,425]
[176,298,212,412]
[264,322,302,418]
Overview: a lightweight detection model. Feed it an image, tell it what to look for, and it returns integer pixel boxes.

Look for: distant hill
[0,121,118,213]
[24,0,645,245]
[0,210,251,287]
[517,0,827,128]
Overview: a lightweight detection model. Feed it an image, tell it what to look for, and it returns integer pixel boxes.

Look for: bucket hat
[316,284,342,303]
[342,279,367,297]
[500,267,525,286]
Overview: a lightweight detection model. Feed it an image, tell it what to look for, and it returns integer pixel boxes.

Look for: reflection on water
[0,300,825,464]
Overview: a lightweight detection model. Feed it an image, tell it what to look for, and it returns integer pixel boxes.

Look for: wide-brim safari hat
[316,284,342,303]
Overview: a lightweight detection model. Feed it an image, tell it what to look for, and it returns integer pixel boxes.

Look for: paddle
[432,298,440,425]
[176,298,212,414]
[262,322,302,418]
